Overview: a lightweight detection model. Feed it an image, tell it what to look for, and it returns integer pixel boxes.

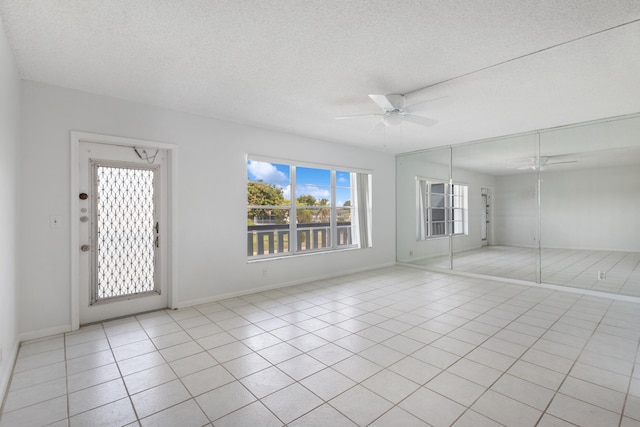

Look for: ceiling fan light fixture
[382,114,403,126]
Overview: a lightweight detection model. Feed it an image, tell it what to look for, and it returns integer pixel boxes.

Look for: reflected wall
[397,113,640,297]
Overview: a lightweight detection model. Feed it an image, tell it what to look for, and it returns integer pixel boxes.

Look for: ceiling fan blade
[547,160,578,165]
[401,114,438,127]
[334,113,383,120]
[404,96,451,114]
[368,94,396,111]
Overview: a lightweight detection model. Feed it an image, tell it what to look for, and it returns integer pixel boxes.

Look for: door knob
[81,244,90,252]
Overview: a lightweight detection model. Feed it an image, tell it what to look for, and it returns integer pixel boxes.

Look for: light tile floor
[411,246,640,296]
[3,265,640,426]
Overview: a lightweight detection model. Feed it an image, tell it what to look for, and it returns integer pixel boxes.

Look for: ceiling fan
[335,94,449,128]
[513,155,578,171]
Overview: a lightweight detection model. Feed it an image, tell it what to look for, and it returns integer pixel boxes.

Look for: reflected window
[418,179,468,239]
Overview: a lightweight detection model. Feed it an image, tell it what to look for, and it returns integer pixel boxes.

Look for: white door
[78,142,169,324]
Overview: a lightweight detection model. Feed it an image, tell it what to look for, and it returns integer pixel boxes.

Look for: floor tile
[8,361,66,391]
[362,369,420,404]
[389,356,441,384]
[258,341,303,364]
[215,401,282,427]
[560,376,626,413]
[131,379,191,419]
[159,341,203,362]
[117,351,165,376]
[369,407,427,427]
[70,397,136,427]
[240,366,295,398]
[67,362,121,393]
[329,385,394,426]
[399,387,466,426]
[69,378,128,416]
[447,358,502,387]
[308,342,354,365]
[261,383,322,424]
[277,353,326,381]
[139,399,209,427]
[299,367,356,401]
[289,403,357,427]
[471,389,542,426]
[452,409,503,427]
[332,354,382,383]
[181,364,235,396]
[491,374,555,410]
[426,371,486,406]
[168,351,217,377]
[223,352,272,378]
[123,363,176,394]
[547,393,620,426]
[0,395,67,427]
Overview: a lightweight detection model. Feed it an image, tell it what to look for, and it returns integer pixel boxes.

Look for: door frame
[70,131,179,330]
[480,187,493,246]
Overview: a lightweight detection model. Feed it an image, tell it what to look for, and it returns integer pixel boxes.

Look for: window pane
[430,194,445,207]
[296,167,330,207]
[432,222,446,236]
[431,183,445,194]
[247,161,290,207]
[247,208,290,257]
[336,171,352,208]
[431,208,445,221]
[296,206,329,224]
[296,220,331,251]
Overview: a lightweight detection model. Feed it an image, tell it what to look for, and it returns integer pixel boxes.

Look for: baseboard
[176,262,396,309]
[18,325,72,343]
[0,340,19,415]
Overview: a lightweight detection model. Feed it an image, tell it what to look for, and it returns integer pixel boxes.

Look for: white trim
[399,262,640,304]
[176,262,396,308]
[18,325,72,343]
[70,131,179,330]
[0,340,19,409]
[248,153,373,175]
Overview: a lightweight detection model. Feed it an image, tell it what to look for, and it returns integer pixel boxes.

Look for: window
[418,179,468,239]
[247,158,372,258]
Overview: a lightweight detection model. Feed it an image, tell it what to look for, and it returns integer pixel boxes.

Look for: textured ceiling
[1,0,639,154]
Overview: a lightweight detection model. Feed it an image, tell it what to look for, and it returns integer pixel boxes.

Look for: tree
[296,194,316,223]
[247,181,288,224]
[318,198,330,222]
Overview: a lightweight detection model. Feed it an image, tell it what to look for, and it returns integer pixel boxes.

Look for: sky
[247,160,351,206]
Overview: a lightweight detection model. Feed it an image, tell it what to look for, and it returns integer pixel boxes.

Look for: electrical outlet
[409,250,414,257]
[598,271,606,280]
[262,267,267,277]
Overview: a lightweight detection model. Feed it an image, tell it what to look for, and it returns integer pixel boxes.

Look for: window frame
[418,178,468,240]
[247,156,369,260]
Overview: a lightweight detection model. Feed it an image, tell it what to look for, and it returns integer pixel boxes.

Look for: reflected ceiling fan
[335,94,449,129]
[512,155,578,171]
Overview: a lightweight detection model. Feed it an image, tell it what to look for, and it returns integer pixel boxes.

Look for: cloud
[248,161,289,186]
[297,184,330,201]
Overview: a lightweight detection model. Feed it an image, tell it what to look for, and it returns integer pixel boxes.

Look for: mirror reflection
[397,114,640,297]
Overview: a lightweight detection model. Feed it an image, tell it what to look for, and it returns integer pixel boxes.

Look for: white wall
[18,81,396,337]
[396,153,495,262]
[493,173,538,247]
[0,17,21,404]
[494,165,640,251]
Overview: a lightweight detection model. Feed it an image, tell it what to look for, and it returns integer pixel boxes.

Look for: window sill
[247,245,362,263]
